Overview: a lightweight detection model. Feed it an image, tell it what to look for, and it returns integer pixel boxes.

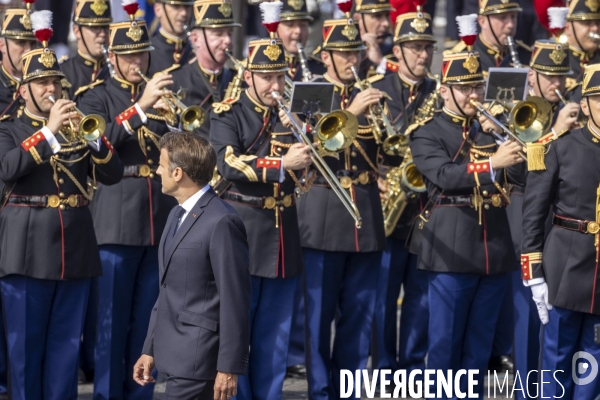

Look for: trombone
[136,69,205,132]
[48,95,105,142]
[271,91,362,228]
[350,66,397,147]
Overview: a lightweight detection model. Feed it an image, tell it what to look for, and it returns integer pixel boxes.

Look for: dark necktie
[165,205,185,249]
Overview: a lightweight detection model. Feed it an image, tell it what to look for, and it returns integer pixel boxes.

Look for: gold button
[58,178,64,184]
[146,146,152,151]
[280,191,285,196]
[484,204,490,210]
[474,154,479,159]
[149,173,155,179]
[59,192,65,198]
[280,206,285,211]
[351,151,357,157]
[148,159,153,165]
[59,204,66,210]
[351,165,357,171]
[482,190,488,196]
[277,147,282,152]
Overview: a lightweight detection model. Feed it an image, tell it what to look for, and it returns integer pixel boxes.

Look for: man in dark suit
[134,131,251,400]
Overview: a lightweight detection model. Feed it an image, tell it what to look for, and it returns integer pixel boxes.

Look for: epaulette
[0,114,10,122]
[58,55,69,64]
[515,40,532,53]
[366,73,384,84]
[212,96,240,114]
[153,64,181,77]
[385,59,399,73]
[187,56,196,64]
[73,79,105,97]
[310,45,323,63]
[443,41,466,56]
[565,77,581,92]
[405,116,433,135]
[61,78,72,89]
[528,129,570,171]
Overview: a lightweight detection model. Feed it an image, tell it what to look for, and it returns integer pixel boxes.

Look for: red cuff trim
[257,158,281,169]
[101,135,114,154]
[386,60,399,72]
[521,252,541,280]
[536,133,554,144]
[467,161,490,174]
[21,131,45,152]
[116,106,138,125]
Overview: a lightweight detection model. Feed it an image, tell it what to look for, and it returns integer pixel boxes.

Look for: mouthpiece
[48,95,56,103]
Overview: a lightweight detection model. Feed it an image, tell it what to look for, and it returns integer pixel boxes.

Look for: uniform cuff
[135,103,148,124]
[523,277,545,287]
[41,127,61,154]
[376,58,387,75]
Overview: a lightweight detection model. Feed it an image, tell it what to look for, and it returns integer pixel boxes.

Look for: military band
[2,0,600,399]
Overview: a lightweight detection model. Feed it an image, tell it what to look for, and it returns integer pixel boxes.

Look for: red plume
[122,0,140,17]
[23,0,36,3]
[535,0,566,33]
[336,0,353,14]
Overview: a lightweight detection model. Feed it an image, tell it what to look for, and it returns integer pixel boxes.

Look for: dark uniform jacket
[59,51,108,102]
[296,74,387,253]
[565,47,600,103]
[171,61,235,140]
[142,189,251,380]
[284,52,325,83]
[148,29,192,76]
[0,64,21,119]
[78,75,177,247]
[0,109,123,280]
[210,90,304,279]
[410,109,526,275]
[372,72,435,240]
[522,126,600,315]
[358,41,393,79]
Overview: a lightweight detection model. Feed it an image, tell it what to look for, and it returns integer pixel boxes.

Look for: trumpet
[223,50,245,103]
[136,69,205,132]
[590,32,600,42]
[350,66,396,146]
[48,95,105,142]
[271,91,362,228]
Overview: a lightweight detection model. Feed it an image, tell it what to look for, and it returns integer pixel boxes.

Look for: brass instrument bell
[315,110,359,152]
[48,96,105,142]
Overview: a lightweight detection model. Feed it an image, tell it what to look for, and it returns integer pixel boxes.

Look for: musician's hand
[346,88,382,116]
[378,176,389,200]
[138,74,173,112]
[283,142,312,170]
[490,139,524,169]
[46,99,78,134]
[553,102,580,134]
[132,354,155,386]
[479,115,502,134]
[278,108,302,130]
[362,33,383,65]
[152,98,171,113]
[530,281,552,325]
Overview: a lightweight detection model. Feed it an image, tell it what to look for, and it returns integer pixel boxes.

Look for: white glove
[530,281,552,325]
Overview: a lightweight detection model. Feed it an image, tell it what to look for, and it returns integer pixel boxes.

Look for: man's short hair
[159,131,217,187]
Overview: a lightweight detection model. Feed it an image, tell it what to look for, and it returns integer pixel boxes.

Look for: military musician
[59,0,112,101]
[0,2,36,119]
[296,2,388,398]
[354,0,394,78]
[209,4,311,398]
[0,11,123,398]
[170,0,241,140]
[78,4,178,398]
[409,47,526,396]
[369,3,435,376]
[521,63,600,399]
[148,0,193,75]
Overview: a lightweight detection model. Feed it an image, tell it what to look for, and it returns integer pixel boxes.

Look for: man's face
[358,12,391,44]
[277,20,309,54]
[154,3,192,36]
[244,70,285,107]
[394,40,434,80]
[109,51,150,83]
[74,25,108,59]
[529,70,565,103]
[478,12,517,48]
[0,38,35,75]
[190,27,233,65]
[20,76,62,114]
[566,20,600,52]
[321,50,361,82]
[440,83,485,117]
[157,148,178,195]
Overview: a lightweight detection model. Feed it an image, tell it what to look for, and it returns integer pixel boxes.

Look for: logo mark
[572,351,599,385]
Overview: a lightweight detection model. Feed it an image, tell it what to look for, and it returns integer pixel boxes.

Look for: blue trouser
[303,249,382,400]
[287,272,306,367]
[541,306,600,400]
[94,245,159,400]
[373,237,428,373]
[491,278,514,358]
[1,275,90,400]
[0,303,7,394]
[511,270,541,400]
[80,278,98,374]
[236,276,297,400]
[427,271,508,399]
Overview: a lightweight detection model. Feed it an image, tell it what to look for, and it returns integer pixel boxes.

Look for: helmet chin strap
[486,15,505,50]
[587,97,599,128]
[162,4,177,37]
[250,73,269,108]
[571,21,586,54]
[535,71,548,102]
[328,50,347,84]
[449,86,468,118]
[399,44,418,80]
[27,82,44,114]
[202,29,218,64]
[4,38,19,75]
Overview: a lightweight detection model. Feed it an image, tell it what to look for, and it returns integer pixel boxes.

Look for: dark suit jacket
[142,188,251,380]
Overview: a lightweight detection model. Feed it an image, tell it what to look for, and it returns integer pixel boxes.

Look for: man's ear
[439,85,450,102]
[153,2,163,17]
[73,24,81,40]
[243,70,253,88]
[19,84,28,101]
[320,50,330,67]
[477,15,486,28]
[392,44,402,62]
[581,98,590,117]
